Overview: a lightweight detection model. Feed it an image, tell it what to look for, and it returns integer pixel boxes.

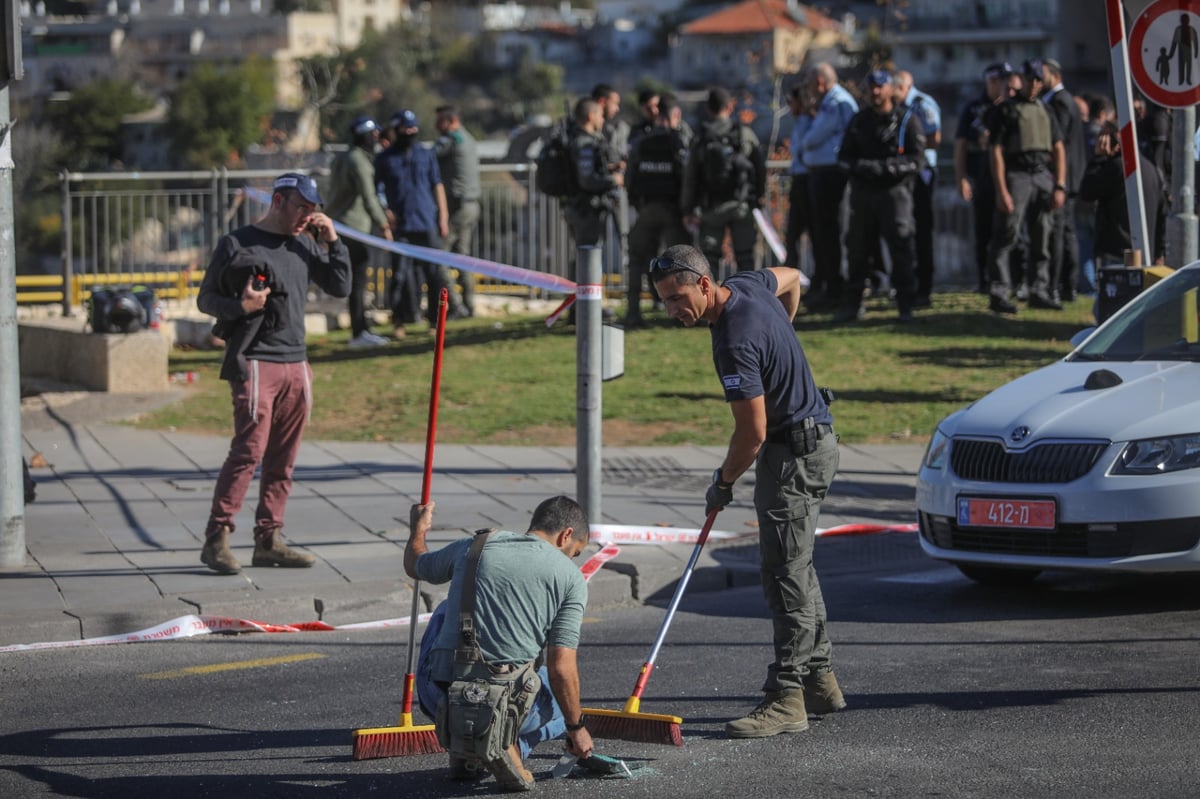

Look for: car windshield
[1071,267,1200,362]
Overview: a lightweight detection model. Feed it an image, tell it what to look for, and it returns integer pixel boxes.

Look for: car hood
[949,361,1200,444]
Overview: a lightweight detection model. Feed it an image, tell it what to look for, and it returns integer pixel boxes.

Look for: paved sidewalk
[3,394,924,648]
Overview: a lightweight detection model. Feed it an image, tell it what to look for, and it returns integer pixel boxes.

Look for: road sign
[1129,0,1200,108]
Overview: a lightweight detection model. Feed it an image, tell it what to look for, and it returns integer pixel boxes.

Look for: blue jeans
[416,602,566,759]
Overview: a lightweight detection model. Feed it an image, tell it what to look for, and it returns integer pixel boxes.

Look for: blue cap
[390,109,419,130]
[273,172,323,205]
[983,62,1013,79]
[866,69,892,87]
[350,115,378,136]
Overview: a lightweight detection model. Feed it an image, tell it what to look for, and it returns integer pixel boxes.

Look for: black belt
[766,421,833,445]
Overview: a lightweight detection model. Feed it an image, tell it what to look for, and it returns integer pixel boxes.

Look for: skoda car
[917,261,1200,584]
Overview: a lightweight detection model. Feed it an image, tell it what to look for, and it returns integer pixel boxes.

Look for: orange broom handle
[402,288,450,722]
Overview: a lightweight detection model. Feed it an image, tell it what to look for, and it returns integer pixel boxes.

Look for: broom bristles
[351,724,443,760]
[582,708,684,746]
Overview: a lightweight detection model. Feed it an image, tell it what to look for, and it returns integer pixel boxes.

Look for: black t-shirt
[955,93,999,181]
[711,271,831,431]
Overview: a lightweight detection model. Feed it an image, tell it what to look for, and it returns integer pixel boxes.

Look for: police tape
[243,187,577,296]
[0,544,622,653]
[590,521,916,545]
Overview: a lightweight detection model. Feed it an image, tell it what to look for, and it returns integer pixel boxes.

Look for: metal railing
[25,162,977,313]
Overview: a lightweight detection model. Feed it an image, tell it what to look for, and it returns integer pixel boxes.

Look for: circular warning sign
[1129,0,1200,108]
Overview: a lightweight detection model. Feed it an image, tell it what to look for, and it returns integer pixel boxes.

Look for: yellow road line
[140,652,326,680]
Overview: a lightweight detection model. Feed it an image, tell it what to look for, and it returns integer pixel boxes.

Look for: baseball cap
[390,109,419,130]
[983,62,1013,79]
[866,69,893,87]
[350,115,378,136]
[273,172,323,206]
[1021,58,1045,79]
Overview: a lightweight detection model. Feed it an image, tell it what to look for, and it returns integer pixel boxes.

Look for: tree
[43,77,154,170]
[167,59,276,168]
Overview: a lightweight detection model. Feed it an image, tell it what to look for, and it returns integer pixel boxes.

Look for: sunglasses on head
[649,255,705,279]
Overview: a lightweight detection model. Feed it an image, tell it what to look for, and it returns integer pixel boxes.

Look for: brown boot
[803,670,847,715]
[251,527,315,568]
[487,741,534,792]
[200,523,241,575]
[725,690,809,739]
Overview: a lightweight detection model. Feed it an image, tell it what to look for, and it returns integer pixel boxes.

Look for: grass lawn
[137,290,1096,447]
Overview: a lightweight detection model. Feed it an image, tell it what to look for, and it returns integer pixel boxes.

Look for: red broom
[582,508,721,746]
[351,289,450,760]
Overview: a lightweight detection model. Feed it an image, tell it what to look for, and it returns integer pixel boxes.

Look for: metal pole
[0,83,26,569]
[575,245,602,523]
[1105,0,1151,264]
[60,169,73,315]
[1167,106,1198,268]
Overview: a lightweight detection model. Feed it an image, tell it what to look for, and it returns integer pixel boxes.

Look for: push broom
[351,289,450,760]
[582,508,721,746]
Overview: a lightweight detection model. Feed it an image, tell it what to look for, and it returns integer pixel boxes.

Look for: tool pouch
[434,530,541,764]
[787,417,819,458]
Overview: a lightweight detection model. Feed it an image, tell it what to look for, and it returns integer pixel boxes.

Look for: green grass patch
[140,291,1095,447]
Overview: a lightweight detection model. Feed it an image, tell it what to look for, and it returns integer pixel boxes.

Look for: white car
[916,261,1200,584]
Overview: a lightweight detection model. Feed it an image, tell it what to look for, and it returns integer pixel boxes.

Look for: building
[670,0,848,90]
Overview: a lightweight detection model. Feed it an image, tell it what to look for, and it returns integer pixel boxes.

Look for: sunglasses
[649,255,705,279]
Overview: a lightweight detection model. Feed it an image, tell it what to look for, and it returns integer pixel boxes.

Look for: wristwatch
[1053,183,1066,192]
[566,716,587,732]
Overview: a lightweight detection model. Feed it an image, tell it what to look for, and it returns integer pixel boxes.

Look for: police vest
[632,128,686,204]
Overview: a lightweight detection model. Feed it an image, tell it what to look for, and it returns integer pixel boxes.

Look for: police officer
[1040,58,1087,303]
[954,62,1016,293]
[835,69,926,323]
[625,95,690,326]
[564,97,623,314]
[893,70,941,307]
[682,86,766,275]
[434,104,482,317]
[986,59,1067,314]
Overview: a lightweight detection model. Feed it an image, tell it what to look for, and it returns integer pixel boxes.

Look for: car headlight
[924,428,949,470]
[1113,434,1200,474]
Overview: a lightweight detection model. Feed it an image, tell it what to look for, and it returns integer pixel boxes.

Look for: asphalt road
[2,532,1198,798]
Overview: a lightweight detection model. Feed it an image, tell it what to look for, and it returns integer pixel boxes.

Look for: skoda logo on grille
[1010,426,1031,443]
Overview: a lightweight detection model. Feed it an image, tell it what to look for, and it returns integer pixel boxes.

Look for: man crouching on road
[650,244,844,739]
[408,496,595,790]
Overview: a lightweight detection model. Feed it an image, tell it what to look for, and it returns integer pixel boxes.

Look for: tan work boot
[251,527,315,568]
[803,670,847,715]
[487,741,534,792]
[725,690,810,739]
[200,524,241,575]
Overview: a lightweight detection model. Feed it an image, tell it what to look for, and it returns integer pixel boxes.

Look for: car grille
[920,513,1200,559]
[950,439,1108,483]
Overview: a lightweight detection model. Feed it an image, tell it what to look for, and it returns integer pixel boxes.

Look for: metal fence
[42,162,977,315]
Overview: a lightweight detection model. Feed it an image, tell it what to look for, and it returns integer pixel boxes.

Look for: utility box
[601,323,624,381]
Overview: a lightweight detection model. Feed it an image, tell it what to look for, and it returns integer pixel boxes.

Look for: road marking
[878,569,963,585]
[139,652,326,680]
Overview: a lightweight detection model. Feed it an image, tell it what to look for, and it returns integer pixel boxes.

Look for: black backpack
[699,124,751,203]
[534,118,577,199]
[88,286,156,334]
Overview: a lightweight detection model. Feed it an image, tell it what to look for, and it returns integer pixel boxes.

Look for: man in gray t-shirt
[407,495,594,786]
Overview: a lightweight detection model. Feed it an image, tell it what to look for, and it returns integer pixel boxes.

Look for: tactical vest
[1000,100,1053,172]
[632,128,686,204]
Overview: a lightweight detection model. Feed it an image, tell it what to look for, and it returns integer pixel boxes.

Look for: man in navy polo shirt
[650,244,843,740]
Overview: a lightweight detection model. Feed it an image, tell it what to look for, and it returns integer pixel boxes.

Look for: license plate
[957,497,1056,530]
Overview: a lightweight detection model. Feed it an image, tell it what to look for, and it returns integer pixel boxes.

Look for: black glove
[705,469,734,515]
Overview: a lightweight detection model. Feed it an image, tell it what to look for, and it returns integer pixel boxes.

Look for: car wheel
[955,564,1041,585]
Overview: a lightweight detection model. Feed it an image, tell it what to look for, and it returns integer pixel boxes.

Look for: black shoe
[898,310,914,323]
[1028,293,1063,310]
[1060,291,1076,303]
[912,294,932,309]
[622,314,645,329]
[989,296,1019,314]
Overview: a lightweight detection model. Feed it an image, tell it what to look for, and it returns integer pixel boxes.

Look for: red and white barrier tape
[0,544,621,653]
[590,521,915,545]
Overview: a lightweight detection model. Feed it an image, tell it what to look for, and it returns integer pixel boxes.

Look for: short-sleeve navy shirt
[711,271,831,430]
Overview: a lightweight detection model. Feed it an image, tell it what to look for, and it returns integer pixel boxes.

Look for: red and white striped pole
[1105,0,1151,264]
